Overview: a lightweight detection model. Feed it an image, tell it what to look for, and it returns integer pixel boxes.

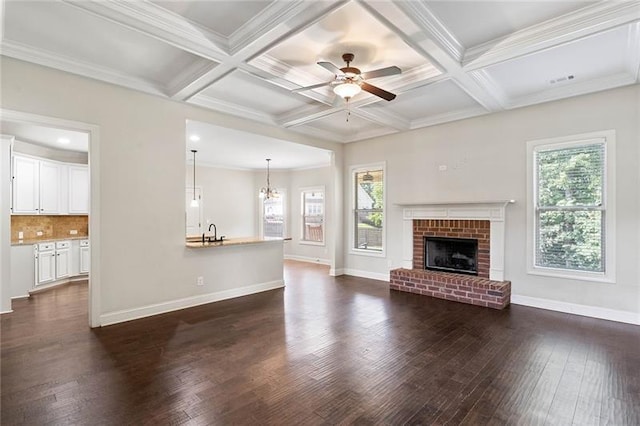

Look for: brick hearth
[391,217,511,310]
[390,268,511,309]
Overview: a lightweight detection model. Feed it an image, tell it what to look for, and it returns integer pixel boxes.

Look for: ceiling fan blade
[317,61,344,76]
[292,81,332,93]
[361,82,396,101]
[361,66,401,80]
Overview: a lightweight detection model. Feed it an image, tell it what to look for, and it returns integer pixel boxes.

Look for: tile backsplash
[11,215,88,242]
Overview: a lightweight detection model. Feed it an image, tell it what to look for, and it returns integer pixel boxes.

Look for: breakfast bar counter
[185,236,287,249]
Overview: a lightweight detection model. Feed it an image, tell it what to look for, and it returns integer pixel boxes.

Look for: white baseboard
[11,294,29,300]
[0,309,13,314]
[343,268,390,282]
[330,268,344,276]
[100,279,284,327]
[511,295,639,325]
[284,255,330,265]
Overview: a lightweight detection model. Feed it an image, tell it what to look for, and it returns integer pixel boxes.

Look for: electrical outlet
[438,165,448,171]
[196,276,204,286]
[36,231,43,236]
[18,231,24,239]
[70,230,78,235]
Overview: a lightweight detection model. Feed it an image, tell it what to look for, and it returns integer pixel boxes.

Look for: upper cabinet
[11,154,88,215]
[12,155,40,214]
[39,161,61,214]
[68,165,89,214]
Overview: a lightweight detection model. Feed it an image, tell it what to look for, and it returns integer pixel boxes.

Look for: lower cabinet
[55,241,71,280]
[36,242,56,286]
[80,241,90,274]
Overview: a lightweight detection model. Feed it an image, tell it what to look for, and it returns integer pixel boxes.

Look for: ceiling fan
[293,53,401,102]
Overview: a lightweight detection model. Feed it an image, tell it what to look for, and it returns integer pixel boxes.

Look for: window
[353,165,384,254]
[527,131,615,282]
[301,188,324,244]
[263,193,285,238]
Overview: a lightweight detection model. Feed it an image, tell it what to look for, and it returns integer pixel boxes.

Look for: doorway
[1,109,100,327]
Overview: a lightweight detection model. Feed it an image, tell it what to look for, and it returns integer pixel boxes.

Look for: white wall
[187,166,256,238]
[0,136,13,312]
[344,84,640,318]
[0,58,341,319]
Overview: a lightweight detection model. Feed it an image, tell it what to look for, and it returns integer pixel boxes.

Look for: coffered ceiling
[2,1,639,143]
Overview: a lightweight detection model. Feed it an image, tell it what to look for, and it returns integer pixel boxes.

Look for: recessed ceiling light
[57,138,70,144]
[189,135,200,142]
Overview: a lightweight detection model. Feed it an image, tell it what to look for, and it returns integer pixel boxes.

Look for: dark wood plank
[2,263,640,425]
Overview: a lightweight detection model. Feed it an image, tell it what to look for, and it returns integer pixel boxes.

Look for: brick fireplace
[390,201,513,309]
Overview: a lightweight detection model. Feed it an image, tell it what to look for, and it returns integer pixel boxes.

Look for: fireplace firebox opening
[424,236,478,275]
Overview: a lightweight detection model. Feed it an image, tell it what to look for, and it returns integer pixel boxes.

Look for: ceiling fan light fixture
[333,82,361,99]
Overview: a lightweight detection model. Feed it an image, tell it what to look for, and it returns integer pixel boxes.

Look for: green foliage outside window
[535,143,604,272]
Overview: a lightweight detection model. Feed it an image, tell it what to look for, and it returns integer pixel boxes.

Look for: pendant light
[190,149,199,207]
[259,158,278,200]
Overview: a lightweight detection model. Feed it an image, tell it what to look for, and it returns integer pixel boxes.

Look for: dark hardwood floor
[2,261,639,425]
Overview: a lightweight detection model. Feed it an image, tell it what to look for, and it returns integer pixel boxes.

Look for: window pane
[536,210,603,272]
[302,190,323,242]
[537,143,604,207]
[355,210,383,251]
[354,169,383,251]
[263,197,283,238]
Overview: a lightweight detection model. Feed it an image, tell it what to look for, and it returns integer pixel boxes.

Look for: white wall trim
[284,254,330,265]
[343,268,390,283]
[397,200,515,281]
[100,279,284,327]
[329,268,344,277]
[511,294,639,326]
[0,310,14,314]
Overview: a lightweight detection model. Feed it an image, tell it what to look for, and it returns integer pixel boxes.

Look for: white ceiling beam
[173,1,349,101]
[463,1,640,71]
[360,0,505,112]
[62,0,229,61]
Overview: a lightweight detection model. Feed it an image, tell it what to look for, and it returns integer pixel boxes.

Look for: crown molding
[228,1,318,54]
[342,126,399,144]
[229,0,349,60]
[463,1,640,71]
[627,23,640,81]
[467,70,510,109]
[187,94,276,126]
[62,0,230,60]
[504,72,637,110]
[166,59,219,98]
[350,106,410,131]
[381,0,464,62]
[1,39,165,96]
[410,105,489,130]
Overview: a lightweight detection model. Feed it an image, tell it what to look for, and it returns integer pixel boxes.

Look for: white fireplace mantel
[397,200,515,281]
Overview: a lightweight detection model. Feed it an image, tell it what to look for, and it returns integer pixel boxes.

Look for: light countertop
[185,236,289,249]
[12,236,89,246]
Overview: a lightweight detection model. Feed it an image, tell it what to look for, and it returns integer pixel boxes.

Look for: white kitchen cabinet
[80,240,90,274]
[39,161,61,214]
[11,154,88,215]
[55,241,71,279]
[68,165,89,214]
[12,155,39,214]
[37,249,56,285]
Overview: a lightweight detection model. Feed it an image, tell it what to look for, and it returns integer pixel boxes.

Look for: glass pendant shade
[333,82,361,99]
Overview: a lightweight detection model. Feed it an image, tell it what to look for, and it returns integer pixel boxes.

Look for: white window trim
[259,189,286,239]
[526,130,616,283]
[350,162,386,258]
[300,186,325,246]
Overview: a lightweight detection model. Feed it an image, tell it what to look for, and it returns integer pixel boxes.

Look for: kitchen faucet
[205,223,225,243]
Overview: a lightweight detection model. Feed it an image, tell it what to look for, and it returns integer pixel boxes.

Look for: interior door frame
[1,109,101,328]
